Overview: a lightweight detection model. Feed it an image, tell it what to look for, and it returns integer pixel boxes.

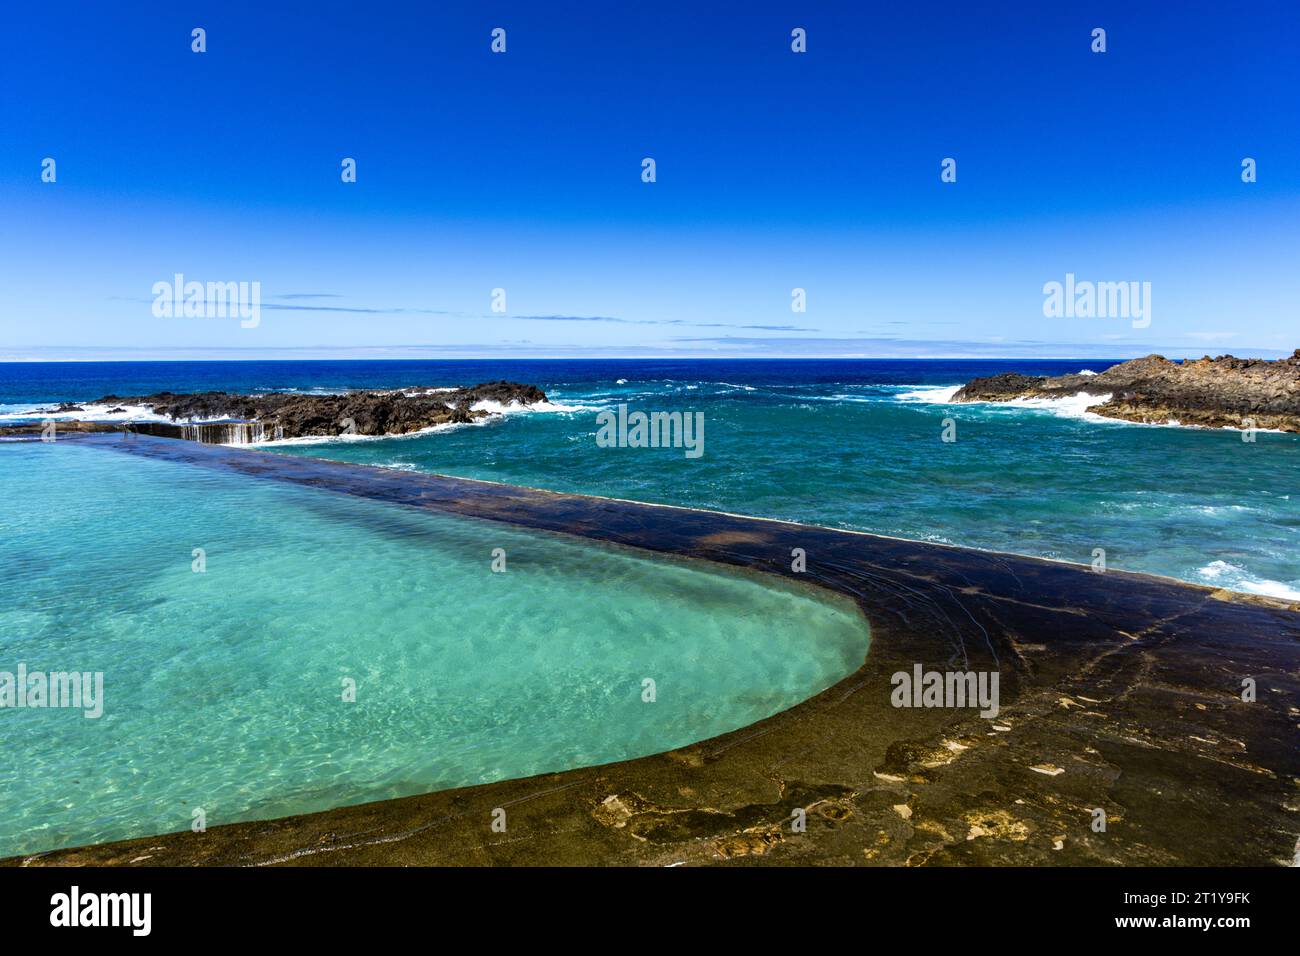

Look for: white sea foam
[784,390,865,405]
[1189,504,1252,517]
[469,398,597,415]
[0,403,222,424]
[898,388,1283,432]
[1219,423,1289,434]
[905,386,1117,422]
[258,387,347,397]
[892,380,1288,434]
[1001,391,1114,420]
[892,385,962,404]
[1077,369,1098,376]
[1197,560,1300,601]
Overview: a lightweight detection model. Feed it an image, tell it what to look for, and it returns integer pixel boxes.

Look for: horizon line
[2,350,1292,364]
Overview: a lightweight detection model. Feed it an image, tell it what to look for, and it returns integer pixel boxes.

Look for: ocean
[3,358,1298,599]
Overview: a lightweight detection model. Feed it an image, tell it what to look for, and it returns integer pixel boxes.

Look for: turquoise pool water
[0,440,868,857]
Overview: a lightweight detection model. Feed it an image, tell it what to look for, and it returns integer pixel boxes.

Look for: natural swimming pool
[0,439,869,857]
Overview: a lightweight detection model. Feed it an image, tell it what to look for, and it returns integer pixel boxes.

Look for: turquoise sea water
[0,440,868,857]
[3,359,1297,598]
[259,363,1299,600]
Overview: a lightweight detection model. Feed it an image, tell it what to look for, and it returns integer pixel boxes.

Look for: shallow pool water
[0,440,868,857]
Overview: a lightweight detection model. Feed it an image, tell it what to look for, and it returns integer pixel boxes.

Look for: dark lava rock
[455,380,548,406]
[87,382,549,441]
[953,351,1300,431]
[949,372,1047,402]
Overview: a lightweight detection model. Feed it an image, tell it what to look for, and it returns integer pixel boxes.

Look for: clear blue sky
[2,1,1297,360]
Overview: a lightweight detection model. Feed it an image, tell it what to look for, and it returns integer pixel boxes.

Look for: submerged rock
[952,351,1300,431]
[86,381,548,442]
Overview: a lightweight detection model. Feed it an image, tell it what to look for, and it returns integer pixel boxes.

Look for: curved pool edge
[5,432,1300,867]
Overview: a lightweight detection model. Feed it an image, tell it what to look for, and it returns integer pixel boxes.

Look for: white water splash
[1000,391,1114,420]
[0,403,228,425]
[892,385,962,404]
[469,398,597,415]
[1197,560,1300,601]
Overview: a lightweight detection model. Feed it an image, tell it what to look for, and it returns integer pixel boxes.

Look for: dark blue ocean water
[0,358,1088,405]
[3,359,1298,596]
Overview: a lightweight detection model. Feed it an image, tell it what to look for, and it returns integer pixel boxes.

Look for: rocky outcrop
[952,351,1300,431]
[68,381,548,442]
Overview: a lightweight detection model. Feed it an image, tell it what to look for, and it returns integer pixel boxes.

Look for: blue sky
[2,1,1298,360]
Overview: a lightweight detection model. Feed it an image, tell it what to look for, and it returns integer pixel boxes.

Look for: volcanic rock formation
[952,352,1300,431]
